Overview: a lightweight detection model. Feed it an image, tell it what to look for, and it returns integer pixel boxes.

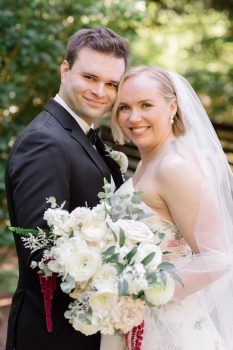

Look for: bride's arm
[156,155,231,299]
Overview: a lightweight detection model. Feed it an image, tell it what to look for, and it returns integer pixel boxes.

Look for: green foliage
[133,0,233,124]
[0,0,232,249]
[0,0,145,246]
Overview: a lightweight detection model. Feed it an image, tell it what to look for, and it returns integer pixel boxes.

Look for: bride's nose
[129,109,142,123]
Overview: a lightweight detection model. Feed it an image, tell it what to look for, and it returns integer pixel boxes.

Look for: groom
[5,26,130,350]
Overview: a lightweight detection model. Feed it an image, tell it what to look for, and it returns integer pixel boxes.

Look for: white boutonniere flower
[105,145,128,174]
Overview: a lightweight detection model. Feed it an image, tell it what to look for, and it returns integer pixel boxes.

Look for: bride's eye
[118,104,129,112]
[142,103,152,109]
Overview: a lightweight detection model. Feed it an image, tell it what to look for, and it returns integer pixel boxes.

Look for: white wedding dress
[100,178,226,350]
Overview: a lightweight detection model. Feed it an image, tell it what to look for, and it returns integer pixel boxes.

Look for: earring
[170,116,174,124]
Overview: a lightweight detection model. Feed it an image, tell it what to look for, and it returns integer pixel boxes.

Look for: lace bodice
[114,178,192,259]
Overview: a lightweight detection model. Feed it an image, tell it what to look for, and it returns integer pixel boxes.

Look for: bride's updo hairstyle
[111,66,186,145]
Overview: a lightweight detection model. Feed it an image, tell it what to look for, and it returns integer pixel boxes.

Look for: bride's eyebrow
[139,99,154,103]
[118,102,129,106]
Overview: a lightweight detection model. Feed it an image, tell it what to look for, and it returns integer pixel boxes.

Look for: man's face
[59,47,126,125]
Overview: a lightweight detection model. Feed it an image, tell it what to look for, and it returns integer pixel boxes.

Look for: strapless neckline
[118,177,177,228]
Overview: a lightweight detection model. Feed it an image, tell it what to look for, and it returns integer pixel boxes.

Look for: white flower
[108,219,154,244]
[135,242,162,269]
[92,264,118,292]
[111,297,145,333]
[72,312,99,336]
[106,146,128,174]
[43,208,70,236]
[50,237,100,282]
[81,219,108,242]
[122,263,148,295]
[89,291,118,313]
[70,250,100,282]
[91,202,110,220]
[145,273,175,306]
[69,207,92,233]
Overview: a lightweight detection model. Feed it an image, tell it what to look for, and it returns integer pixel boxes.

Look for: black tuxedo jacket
[5,98,123,350]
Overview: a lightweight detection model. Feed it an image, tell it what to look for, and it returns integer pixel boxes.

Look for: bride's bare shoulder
[156,141,204,184]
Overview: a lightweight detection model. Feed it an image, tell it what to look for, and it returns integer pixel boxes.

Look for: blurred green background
[0,0,233,293]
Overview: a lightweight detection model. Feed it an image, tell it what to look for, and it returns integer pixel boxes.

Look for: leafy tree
[0,0,145,245]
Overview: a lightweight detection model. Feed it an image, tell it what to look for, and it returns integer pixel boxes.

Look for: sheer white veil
[168,71,233,349]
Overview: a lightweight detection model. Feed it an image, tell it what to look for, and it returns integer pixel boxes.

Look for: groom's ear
[169,98,178,116]
[60,60,70,83]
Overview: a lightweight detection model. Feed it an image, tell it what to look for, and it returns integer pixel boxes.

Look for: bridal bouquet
[11,180,181,349]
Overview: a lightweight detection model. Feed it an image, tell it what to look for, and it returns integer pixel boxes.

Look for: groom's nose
[91,82,106,97]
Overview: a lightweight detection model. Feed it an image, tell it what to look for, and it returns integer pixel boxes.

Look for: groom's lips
[84,97,106,107]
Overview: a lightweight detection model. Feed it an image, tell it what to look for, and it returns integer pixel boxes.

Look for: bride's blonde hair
[111,66,186,145]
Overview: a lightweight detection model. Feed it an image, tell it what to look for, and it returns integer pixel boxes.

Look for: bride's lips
[130,126,150,136]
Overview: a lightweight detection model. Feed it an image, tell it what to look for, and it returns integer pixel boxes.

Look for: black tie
[87,128,100,145]
[87,127,124,190]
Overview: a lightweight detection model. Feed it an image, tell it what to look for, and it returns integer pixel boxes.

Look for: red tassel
[39,273,56,333]
[125,320,145,350]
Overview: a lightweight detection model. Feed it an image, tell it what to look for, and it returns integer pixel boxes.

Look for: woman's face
[117,74,176,152]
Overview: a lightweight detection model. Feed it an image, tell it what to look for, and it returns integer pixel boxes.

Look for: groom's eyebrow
[81,72,119,85]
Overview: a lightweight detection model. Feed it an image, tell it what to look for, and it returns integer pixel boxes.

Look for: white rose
[135,242,162,269]
[92,264,118,292]
[81,220,108,242]
[69,250,100,282]
[89,291,118,313]
[72,312,99,336]
[51,237,100,282]
[111,297,145,333]
[111,219,154,244]
[145,273,175,306]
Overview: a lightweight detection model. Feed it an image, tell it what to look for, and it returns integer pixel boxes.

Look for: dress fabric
[100,178,226,350]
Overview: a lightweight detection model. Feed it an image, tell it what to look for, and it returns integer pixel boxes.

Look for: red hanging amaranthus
[125,320,145,350]
[39,272,57,332]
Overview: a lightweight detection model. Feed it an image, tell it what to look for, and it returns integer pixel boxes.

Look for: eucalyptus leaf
[141,252,156,266]
[115,262,125,274]
[160,271,168,286]
[131,195,141,204]
[118,279,128,296]
[119,228,125,247]
[158,262,174,271]
[169,271,184,287]
[106,253,120,263]
[97,192,106,199]
[125,246,137,263]
[158,232,165,240]
[102,245,115,256]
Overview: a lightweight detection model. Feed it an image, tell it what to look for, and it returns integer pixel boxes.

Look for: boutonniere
[105,145,128,175]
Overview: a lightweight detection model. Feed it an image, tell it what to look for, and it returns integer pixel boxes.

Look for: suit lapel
[45,98,111,181]
[71,124,111,181]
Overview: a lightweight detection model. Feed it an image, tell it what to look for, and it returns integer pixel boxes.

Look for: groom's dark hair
[66,26,130,69]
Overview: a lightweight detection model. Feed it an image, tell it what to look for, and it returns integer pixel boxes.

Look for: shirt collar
[54,94,91,134]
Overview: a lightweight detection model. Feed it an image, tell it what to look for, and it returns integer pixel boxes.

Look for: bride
[101,66,233,349]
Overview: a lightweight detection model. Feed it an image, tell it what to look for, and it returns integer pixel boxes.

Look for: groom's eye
[83,74,96,81]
